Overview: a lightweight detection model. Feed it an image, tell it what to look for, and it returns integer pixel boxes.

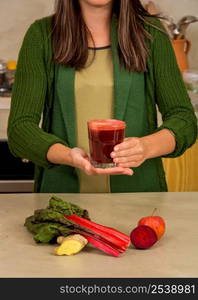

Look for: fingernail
[114,146,118,151]
[126,171,133,176]
[111,152,115,158]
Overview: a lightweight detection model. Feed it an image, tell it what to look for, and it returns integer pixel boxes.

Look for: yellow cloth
[75,47,113,193]
[163,140,198,191]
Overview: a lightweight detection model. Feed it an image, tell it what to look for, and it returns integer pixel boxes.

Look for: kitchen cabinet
[0,97,34,192]
[0,192,198,277]
[0,140,34,192]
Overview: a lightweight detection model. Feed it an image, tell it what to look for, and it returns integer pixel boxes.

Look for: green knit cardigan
[7,16,197,192]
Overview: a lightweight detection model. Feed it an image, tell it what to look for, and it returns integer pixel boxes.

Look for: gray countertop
[0,192,198,278]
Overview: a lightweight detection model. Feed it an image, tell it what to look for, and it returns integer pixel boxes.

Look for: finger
[72,148,90,164]
[113,155,143,164]
[111,149,132,158]
[82,153,90,160]
[118,161,144,168]
[84,167,96,176]
[77,155,90,166]
[79,158,95,175]
[80,159,134,176]
[111,148,142,159]
[114,138,138,152]
[72,147,87,157]
[96,169,133,176]
[93,167,133,176]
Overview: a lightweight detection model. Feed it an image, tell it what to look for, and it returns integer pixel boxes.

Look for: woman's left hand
[111,129,176,168]
[111,137,147,168]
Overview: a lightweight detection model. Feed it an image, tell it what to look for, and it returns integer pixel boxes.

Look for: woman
[8,0,197,193]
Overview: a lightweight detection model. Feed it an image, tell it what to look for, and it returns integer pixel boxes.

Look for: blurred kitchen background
[0,0,198,68]
[0,0,198,193]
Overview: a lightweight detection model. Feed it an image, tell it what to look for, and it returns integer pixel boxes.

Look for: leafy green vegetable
[33,208,73,225]
[24,195,90,243]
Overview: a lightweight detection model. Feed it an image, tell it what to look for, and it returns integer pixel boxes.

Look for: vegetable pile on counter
[24,196,130,257]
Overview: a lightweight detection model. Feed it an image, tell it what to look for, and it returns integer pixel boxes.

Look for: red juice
[88,119,126,168]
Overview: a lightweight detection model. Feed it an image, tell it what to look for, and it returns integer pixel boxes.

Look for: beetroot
[130,225,158,249]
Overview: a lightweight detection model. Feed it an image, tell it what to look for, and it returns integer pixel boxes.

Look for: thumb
[80,159,94,175]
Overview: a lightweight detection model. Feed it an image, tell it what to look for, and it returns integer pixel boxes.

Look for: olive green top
[7,16,197,193]
[75,47,113,193]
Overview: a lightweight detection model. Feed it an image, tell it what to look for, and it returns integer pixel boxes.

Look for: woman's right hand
[47,143,133,176]
[70,147,133,176]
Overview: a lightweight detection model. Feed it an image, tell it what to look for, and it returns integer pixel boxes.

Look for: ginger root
[54,234,88,256]
[57,236,66,245]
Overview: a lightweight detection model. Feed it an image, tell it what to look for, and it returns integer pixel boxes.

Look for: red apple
[130,225,158,249]
[138,214,165,240]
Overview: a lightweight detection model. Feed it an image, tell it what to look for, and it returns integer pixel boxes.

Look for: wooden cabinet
[163,140,198,191]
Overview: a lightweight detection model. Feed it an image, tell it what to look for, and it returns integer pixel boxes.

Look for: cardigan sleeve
[151,20,197,157]
[7,21,68,168]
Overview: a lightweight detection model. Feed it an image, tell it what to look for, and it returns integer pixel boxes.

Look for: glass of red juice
[87,119,126,168]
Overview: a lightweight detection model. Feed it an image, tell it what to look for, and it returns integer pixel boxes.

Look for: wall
[0,0,198,68]
[0,0,54,61]
[142,0,198,69]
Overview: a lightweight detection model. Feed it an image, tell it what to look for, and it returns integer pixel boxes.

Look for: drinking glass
[88,119,126,168]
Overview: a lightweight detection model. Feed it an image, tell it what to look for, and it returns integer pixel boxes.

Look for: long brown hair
[52,0,156,72]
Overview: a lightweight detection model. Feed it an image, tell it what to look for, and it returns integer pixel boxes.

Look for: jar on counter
[6,60,17,92]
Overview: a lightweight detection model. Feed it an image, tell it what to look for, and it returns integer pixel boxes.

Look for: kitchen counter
[0,192,198,278]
